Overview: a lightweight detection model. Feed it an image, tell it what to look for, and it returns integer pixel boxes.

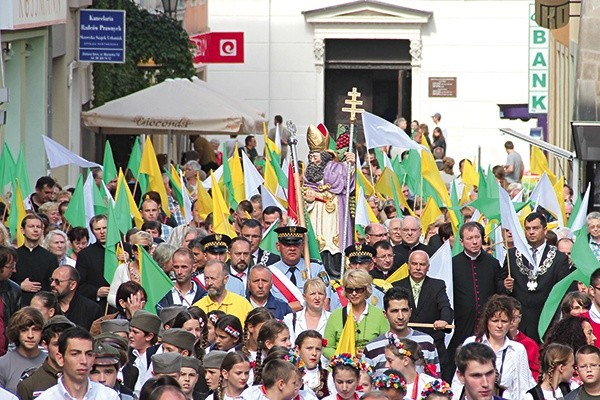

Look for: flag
[461,160,479,187]
[242,150,263,200]
[385,263,409,285]
[8,179,26,246]
[529,173,564,227]
[82,171,99,242]
[428,241,454,346]
[401,150,422,197]
[179,172,193,225]
[421,150,452,208]
[0,144,15,195]
[116,170,143,229]
[210,172,236,237]
[355,186,378,227]
[64,174,87,228]
[362,111,424,151]
[102,141,118,185]
[126,137,147,198]
[375,168,413,216]
[139,138,170,217]
[139,245,174,314]
[166,165,184,212]
[420,197,443,234]
[42,136,101,169]
[230,146,246,206]
[539,232,599,338]
[113,174,134,235]
[334,304,356,356]
[287,163,299,224]
[306,216,322,262]
[499,184,535,267]
[220,143,236,209]
[530,146,557,184]
[569,183,590,233]
[14,146,31,197]
[470,167,501,223]
[553,176,567,227]
[103,205,122,283]
[356,163,375,196]
[259,219,280,254]
[196,173,213,220]
[260,184,286,212]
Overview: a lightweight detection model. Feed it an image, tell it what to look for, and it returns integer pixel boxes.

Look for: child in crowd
[373,369,407,400]
[322,354,364,400]
[241,359,299,400]
[241,307,276,363]
[295,330,330,399]
[419,380,453,400]
[214,315,243,352]
[385,337,435,399]
[525,343,574,400]
[207,310,226,350]
[254,320,292,384]
[207,352,250,400]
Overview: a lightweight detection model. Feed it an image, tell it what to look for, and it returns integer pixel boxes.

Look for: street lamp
[161,0,179,18]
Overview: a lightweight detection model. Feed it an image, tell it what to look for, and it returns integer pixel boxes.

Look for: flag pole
[287,122,311,279]
[340,88,364,278]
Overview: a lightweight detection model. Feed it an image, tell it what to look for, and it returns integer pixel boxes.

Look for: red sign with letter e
[191,32,244,63]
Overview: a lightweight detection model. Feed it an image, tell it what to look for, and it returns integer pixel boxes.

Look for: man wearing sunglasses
[50,266,101,331]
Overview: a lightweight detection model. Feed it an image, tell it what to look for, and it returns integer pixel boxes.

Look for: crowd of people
[0,112,594,400]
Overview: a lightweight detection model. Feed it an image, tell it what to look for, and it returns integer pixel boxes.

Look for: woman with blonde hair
[43,229,75,267]
[323,270,389,359]
[284,278,330,343]
[107,230,153,308]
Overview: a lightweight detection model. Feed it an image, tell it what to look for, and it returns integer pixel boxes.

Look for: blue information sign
[79,9,126,63]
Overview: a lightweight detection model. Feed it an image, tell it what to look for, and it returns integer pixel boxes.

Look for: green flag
[15,145,31,196]
[164,166,184,213]
[0,143,15,194]
[265,144,287,187]
[114,181,133,235]
[259,220,280,254]
[104,205,122,284]
[102,141,118,185]
[93,180,109,215]
[451,234,464,256]
[401,150,421,196]
[64,174,87,228]
[139,245,174,314]
[221,143,237,210]
[567,193,582,228]
[127,137,148,199]
[538,231,599,338]
[306,216,322,262]
[470,167,501,223]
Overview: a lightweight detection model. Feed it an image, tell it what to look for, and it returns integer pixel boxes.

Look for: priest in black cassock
[447,221,505,381]
[501,212,570,343]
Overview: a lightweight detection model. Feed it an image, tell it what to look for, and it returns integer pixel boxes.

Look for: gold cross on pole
[341,87,364,123]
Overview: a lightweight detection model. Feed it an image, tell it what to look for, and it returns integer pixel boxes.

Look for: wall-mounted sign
[534,0,569,29]
[0,0,67,30]
[78,9,126,63]
[190,32,244,63]
[428,77,457,98]
[529,3,548,114]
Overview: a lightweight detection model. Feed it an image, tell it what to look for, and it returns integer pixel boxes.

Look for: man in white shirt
[157,248,206,310]
[37,326,119,400]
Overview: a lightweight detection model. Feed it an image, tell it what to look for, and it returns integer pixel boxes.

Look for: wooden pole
[408,322,455,329]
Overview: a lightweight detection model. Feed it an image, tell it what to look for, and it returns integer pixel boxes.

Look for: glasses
[50,278,73,285]
[591,285,600,291]
[367,233,388,238]
[345,287,366,294]
[577,364,600,370]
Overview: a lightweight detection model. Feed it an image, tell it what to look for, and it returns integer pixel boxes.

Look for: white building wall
[206,0,537,168]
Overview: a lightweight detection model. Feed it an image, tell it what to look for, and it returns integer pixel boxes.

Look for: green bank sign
[529,3,548,114]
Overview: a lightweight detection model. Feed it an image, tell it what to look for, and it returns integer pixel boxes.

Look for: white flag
[530,173,564,227]
[83,172,99,243]
[570,183,591,234]
[180,172,193,224]
[202,165,223,189]
[42,136,101,169]
[260,184,286,211]
[499,184,535,266]
[428,240,454,347]
[355,186,371,227]
[242,150,264,200]
[362,111,425,151]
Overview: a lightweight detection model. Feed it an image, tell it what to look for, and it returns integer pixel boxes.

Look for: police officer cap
[201,234,232,254]
[344,244,376,264]
[152,352,182,374]
[275,226,307,245]
[130,310,161,335]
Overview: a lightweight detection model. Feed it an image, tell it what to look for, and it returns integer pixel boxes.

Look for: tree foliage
[92,0,196,106]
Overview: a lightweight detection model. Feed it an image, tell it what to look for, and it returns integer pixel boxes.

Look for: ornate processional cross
[341,87,364,122]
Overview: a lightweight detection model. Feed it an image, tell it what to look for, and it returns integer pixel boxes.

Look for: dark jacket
[16,357,60,400]
[0,279,21,356]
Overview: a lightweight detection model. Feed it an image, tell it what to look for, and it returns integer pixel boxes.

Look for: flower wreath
[329,353,365,372]
[284,348,301,366]
[374,372,407,392]
[420,380,453,399]
[388,333,412,359]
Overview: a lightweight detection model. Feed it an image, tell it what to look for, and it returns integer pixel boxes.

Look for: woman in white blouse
[284,278,330,343]
[451,294,536,399]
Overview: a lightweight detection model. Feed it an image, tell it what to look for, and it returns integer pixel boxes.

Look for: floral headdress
[374,372,407,392]
[329,353,367,372]
[284,348,301,366]
[420,380,453,399]
[388,333,413,359]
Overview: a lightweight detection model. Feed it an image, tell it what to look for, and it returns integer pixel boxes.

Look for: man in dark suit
[241,219,280,266]
[502,212,570,343]
[393,250,453,379]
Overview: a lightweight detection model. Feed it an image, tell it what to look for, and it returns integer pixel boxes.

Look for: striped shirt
[363,329,440,375]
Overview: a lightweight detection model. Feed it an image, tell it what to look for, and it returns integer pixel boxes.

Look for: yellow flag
[375,168,414,216]
[196,172,213,220]
[385,263,409,285]
[170,164,182,192]
[210,172,237,237]
[421,134,431,150]
[14,180,26,247]
[334,304,356,356]
[263,122,281,156]
[421,151,458,228]
[461,160,479,187]
[530,147,557,184]
[420,197,443,233]
[116,170,143,228]
[231,145,245,205]
[460,184,472,205]
[553,176,567,225]
[139,137,170,217]
[357,165,375,196]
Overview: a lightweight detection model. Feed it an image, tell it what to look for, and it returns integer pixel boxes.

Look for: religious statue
[303,124,355,278]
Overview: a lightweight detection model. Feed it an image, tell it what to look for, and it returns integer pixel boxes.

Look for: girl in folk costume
[172,306,209,365]
[262,346,318,400]
[295,330,330,399]
[385,337,436,400]
[207,310,226,350]
[240,307,276,364]
[373,369,408,400]
[253,320,292,385]
[322,354,365,400]
[525,343,574,400]
[214,315,244,352]
[358,369,373,394]
[420,380,453,400]
[208,352,251,400]
[240,359,300,400]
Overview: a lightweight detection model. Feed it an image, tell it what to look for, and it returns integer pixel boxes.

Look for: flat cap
[203,350,227,369]
[152,352,182,374]
[43,315,75,330]
[181,356,200,372]
[130,310,161,335]
[162,328,196,354]
[101,319,130,334]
